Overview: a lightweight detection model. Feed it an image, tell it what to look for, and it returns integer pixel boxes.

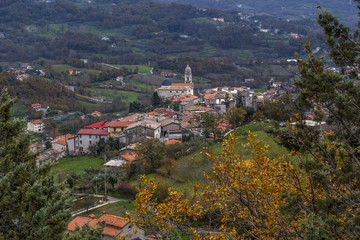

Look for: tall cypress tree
[0,89,71,239]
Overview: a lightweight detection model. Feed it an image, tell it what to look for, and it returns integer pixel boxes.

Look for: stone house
[160,118,181,138]
[107,120,136,140]
[125,120,161,144]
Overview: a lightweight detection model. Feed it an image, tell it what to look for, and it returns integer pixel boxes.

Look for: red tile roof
[31,103,41,107]
[78,129,109,135]
[109,121,136,128]
[97,214,129,228]
[266,90,276,95]
[121,152,141,162]
[172,94,198,102]
[68,214,130,237]
[165,139,182,145]
[68,216,90,231]
[204,92,218,100]
[55,140,66,146]
[31,119,43,124]
[102,226,123,237]
[85,121,108,129]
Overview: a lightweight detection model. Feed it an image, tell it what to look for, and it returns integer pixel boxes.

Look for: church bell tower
[184,64,192,84]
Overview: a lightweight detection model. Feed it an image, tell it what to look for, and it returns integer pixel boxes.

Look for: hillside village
[26,64,303,164]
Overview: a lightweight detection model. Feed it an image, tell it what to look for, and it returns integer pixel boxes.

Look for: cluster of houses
[27,65,300,166]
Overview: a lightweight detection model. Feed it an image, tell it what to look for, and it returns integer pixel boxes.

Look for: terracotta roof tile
[31,119,43,124]
[85,121,108,129]
[109,121,136,128]
[78,129,109,135]
[165,139,182,145]
[172,94,198,102]
[102,226,123,237]
[121,152,141,162]
[67,216,90,231]
[97,214,129,228]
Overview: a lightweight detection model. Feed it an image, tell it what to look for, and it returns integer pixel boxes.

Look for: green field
[79,201,135,218]
[113,65,151,74]
[146,122,290,194]
[51,64,100,75]
[88,88,140,103]
[51,156,104,174]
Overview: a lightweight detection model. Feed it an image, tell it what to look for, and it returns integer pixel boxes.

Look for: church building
[156,64,194,99]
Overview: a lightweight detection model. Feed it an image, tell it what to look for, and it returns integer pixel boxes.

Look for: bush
[117,182,137,197]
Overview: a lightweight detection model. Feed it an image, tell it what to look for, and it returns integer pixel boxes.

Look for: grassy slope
[51,156,104,174]
[88,88,140,102]
[51,64,100,75]
[113,65,152,74]
[147,122,290,194]
[78,201,135,218]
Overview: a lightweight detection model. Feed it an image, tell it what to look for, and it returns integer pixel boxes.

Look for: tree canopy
[0,89,72,239]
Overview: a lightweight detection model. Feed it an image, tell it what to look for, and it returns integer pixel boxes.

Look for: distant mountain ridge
[155,0,358,26]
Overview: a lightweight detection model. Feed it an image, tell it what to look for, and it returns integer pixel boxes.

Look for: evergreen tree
[151,92,162,108]
[0,89,72,239]
[277,4,360,238]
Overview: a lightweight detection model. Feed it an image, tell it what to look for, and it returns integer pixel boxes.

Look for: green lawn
[88,88,139,102]
[51,64,100,75]
[51,156,104,174]
[112,65,151,74]
[151,122,290,194]
[78,201,135,218]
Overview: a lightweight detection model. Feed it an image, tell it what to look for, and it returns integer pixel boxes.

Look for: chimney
[102,211,106,215]
[89,214,95,219]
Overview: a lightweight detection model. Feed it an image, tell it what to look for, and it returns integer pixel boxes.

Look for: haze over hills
[156,0,358,26]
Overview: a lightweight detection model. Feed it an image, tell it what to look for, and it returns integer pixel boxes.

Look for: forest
[0,0,325,64]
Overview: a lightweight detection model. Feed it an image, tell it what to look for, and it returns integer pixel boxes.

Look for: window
[96,135,98,139]
[80,141,82,144]
[80,135,82,138]
[89,141,92,145]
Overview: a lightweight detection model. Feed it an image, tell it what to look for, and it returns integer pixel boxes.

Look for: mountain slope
[155,0,358,26]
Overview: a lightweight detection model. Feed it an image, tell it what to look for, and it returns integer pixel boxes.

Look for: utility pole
[104,154,107,201]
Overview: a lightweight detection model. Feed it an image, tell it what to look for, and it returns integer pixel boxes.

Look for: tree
[0,89,72,239]
[224,106,246,128]
[197,112,220,137]
[151,91,162,108]
[135,138,165,173]
[276,5,360,238]
[133,133,310,239]
[45,141,52,149]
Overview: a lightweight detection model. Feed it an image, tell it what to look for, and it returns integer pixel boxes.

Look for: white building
[156,65,194,99]
[27,120,44,133]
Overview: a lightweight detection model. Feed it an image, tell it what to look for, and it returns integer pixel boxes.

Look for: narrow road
[71,194,132,217]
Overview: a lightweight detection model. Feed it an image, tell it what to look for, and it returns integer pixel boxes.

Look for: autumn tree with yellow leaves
[133,133,318,239]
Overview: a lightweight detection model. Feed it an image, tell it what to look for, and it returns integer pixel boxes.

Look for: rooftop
[121,152,141,162]
[31,119,43,124]
[78,129,109,135]
[165,139,182,145]
[85,121,108,129]
[108,120,136,128]
[172,94,198,102]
